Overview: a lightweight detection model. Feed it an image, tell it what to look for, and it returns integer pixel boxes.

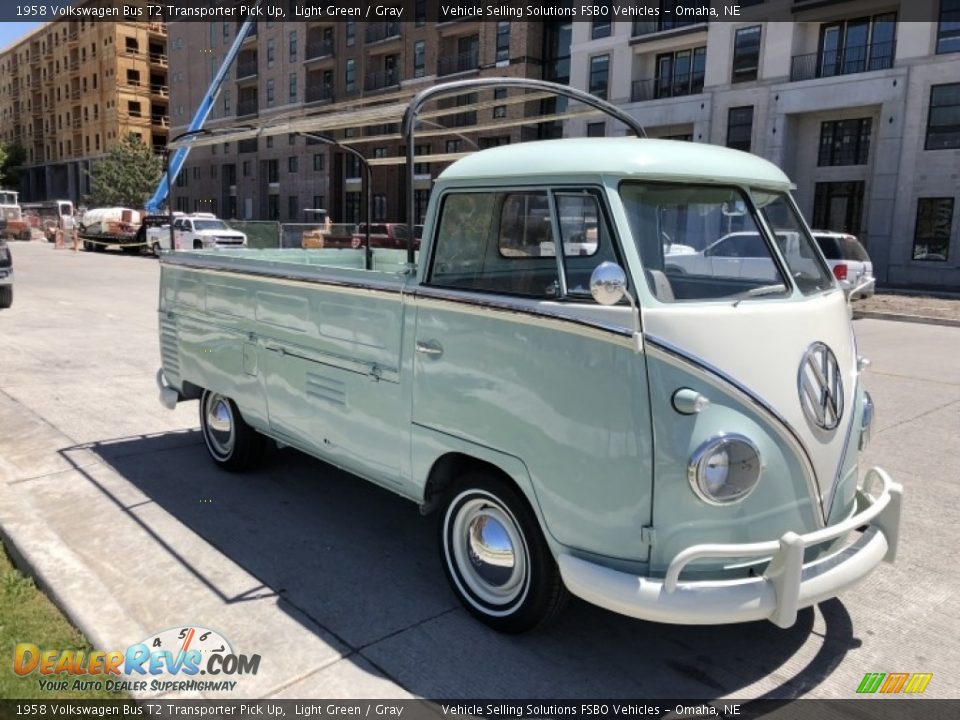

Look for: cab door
[411,187,654,561]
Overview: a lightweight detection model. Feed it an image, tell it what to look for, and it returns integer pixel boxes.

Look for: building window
[242,160,251,177]
[415,0,427,26]
[732,26,761,83]
[345,59,356,93]
[926,83,960,150]
[413,189,430,224]
[288,156,298,172]
[414,40,425,78]
[266,39,275,68]
[653,47,706,99]
[496,22,510,62]
[289,73,297,101]
[586,122,605,137]
[223,90,231,114]
[313,195,325,211]
[267,194,279,220]
[813,181,864,235]
[345,155,362,178]
[288,195,299,221]
[913,198,954,261]
[589,55,610,100]
[592,19,612,40]
[345,22,355,47]
[446,139,462,153]
[373,194,387,222]
[345,192,361,223]
[726,106,754,151]
[414,144,431,175]
[373,147,387,159]
[266,136,274,149]
[266,160,279,183]
[938,0,960,54]
[210,165,218,179]
[266,78,275,107]
[289,30,298,61]
[478,136,510,149]
[313,153,324,171]
[818,118,872,166]
[492,87,507,118]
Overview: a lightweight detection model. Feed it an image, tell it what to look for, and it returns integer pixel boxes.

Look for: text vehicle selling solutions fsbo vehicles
[156,80,901,633]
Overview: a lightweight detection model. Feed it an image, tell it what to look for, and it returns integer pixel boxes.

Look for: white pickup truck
[148,214,247,253]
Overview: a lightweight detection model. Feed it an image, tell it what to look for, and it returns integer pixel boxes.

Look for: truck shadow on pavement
[78,430,862,700]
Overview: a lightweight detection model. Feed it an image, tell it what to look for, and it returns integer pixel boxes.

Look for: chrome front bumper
[559,467,902,629]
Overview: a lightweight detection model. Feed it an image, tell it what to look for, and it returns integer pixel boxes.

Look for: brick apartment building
[166,16,572,225]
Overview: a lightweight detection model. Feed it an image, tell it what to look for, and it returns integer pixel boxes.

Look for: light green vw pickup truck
[157,80,902,633]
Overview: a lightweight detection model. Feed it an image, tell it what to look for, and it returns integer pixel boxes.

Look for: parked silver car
[812,231,875,299]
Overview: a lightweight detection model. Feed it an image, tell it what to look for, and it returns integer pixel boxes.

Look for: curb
[852,310,960,328]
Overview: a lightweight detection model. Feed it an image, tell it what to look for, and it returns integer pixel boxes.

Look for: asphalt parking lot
[1,242,958,701]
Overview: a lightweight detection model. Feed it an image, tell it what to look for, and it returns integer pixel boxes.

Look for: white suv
[812,231,875,299]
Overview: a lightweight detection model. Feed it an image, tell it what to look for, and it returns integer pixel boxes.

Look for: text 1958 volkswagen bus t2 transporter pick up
[156,79,902,634]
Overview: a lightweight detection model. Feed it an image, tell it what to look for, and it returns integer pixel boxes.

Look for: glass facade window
[414,40,425,78]
[726,106,754,151]
[925,83,960,150]
[938,0,960,53]
[732,26,761,83]
[913,197,954,260]
[345,59,356,93]
[818,118,872,166]
[813,181,864,235]
[589,55,610,99]
[496,22,510,62]
[289,31,297,61]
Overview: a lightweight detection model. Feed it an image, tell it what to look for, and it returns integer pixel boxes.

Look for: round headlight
[688,434,762,505]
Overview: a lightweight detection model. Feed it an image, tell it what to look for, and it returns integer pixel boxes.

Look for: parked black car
[0,237,12,308]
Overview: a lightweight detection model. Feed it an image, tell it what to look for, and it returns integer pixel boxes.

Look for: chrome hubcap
[451,498,527,606]
[204,393,235,457]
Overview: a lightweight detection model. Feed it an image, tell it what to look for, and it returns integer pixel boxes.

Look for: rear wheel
[199,390,267,472]
[439,472,568,633]
[0,286,12,309]
[152,242,161,258]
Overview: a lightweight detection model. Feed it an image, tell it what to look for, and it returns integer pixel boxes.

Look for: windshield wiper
[732,283,787,307]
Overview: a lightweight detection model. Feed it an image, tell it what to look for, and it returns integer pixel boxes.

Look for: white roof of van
[439,138,792,190]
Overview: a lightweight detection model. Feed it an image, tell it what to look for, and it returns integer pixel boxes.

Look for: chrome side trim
[412,287,638,351]
[161,255,406,298]
[644,334,825,527]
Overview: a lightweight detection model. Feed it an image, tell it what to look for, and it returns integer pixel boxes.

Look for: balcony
[149,52,167,66]
[365,22,401,45]
[72,117,82,129]
[237,98,259,117]
[305,38,334,61]
[437,48,480,77]
[236,59,258,81]
[150,84,169,97]
[67,31,78,45]
[151,115,170,127]
[147,22,166,35]
[364,69,401,92]
[631,71,705,102]
[70,89,80,101]
[790,41,895,82]
[305,83,333,104]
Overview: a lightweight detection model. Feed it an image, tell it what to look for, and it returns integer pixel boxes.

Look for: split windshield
[619,183,833,302]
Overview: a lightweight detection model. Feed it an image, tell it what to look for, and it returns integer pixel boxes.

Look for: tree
[88,136,163,208]
[0,143,26,189]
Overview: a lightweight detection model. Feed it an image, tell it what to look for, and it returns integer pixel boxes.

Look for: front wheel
[199,390,267,472]
[151,242,161,258]
[440,473,568,633]
[0,285,12,309]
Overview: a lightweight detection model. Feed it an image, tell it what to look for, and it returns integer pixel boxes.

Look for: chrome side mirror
[590,262,627,306]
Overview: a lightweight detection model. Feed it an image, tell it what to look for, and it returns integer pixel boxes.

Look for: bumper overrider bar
[559,467,902,628]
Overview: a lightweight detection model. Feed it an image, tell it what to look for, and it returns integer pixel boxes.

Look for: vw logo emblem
[798,342,844,431]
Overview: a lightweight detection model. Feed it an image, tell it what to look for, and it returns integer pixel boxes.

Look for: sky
[0,22,42,53]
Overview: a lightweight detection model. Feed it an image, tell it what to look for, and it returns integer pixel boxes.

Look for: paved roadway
[0,242,958,701]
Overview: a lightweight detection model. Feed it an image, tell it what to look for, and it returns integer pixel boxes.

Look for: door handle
[415,339,443,358]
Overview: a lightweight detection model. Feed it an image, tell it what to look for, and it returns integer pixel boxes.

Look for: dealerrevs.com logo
[13,626,260,693]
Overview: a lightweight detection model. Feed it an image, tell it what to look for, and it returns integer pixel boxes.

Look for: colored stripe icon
[857,672,933,694]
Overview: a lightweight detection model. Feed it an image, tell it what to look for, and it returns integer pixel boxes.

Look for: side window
[555,191,621,296]
[429,189,623,301]
[430,191,560,298]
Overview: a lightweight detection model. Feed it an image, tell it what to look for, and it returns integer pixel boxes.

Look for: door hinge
[641,526,656,546]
